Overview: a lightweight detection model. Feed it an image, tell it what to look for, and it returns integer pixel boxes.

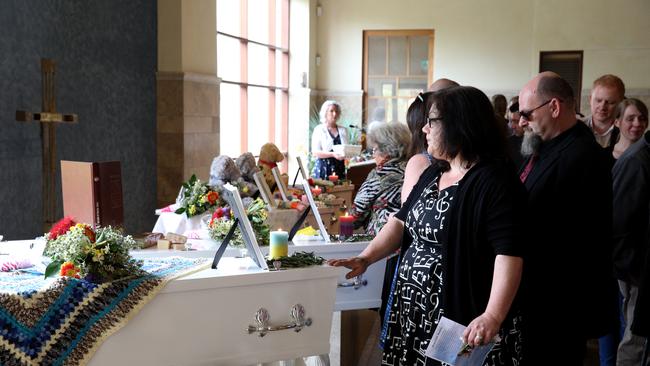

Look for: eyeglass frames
[519,98,563,120]
[427,117,443,128]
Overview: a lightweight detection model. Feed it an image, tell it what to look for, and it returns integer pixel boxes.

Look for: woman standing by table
[311,100,348,179]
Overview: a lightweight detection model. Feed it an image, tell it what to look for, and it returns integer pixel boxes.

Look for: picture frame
[295,157,330,242]
[253,171,277,209]
[272,167,290,202]
[218,183,269,270]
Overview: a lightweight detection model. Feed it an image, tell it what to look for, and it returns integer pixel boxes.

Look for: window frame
[217,0,290,160]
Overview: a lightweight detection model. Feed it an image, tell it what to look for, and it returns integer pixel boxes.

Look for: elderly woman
[311,100,348,179]
[349,122,410,235]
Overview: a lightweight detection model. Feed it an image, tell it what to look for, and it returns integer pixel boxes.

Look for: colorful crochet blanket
[0,256,210,365]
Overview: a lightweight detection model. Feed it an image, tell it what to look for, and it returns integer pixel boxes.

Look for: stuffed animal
[235,152,259,183]
[257,143,285,188]
[209,155,258,197]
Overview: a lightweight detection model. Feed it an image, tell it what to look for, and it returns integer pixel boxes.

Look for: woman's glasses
[427,117,443,128]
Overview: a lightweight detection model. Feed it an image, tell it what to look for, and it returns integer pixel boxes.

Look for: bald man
[428,78,459,92]
[517,72,618,363]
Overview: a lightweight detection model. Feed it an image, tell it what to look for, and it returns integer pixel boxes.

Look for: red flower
[307,178,314,186]
[206,191,219,204]
[60,262,81,279]
[49,217,76,240]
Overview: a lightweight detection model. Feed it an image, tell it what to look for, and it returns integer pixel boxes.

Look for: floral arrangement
[175,174,220,217]
[208,198,270,247]
[43,217,143,282]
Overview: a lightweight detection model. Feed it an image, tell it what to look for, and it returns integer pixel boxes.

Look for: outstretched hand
[327,256,369,279]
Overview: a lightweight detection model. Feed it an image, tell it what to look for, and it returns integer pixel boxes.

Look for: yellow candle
[269,229,289,259]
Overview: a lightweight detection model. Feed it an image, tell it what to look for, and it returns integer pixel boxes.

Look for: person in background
[611,98,649,160]
[506,96,524,168]
[517,72,618,364]
[402,79,460,203]
[311,100,348,179]
[350,121,410,235]
[612,121,650,365]
[492,94,508,131]
[584,74,626,148]
[330,86,526,365]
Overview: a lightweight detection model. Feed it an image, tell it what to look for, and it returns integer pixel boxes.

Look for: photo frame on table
[213,183,269,270]
[291,157,330,242]
[272,167,290,203]
[253,171,277,209]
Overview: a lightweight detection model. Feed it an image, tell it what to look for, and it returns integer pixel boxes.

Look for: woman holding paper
[329,86,526,365]
[311,100,348,179]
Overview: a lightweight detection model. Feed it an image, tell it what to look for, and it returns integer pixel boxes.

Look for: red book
[61,160,124,227]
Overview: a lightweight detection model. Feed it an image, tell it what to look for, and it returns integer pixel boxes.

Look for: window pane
[368,36,386,75]
[388,36,407,75]
[396,98,410,124]
[409,36,429,76]
[275,50,287,88]
[368,78,395,97]
[248,86,270,155]
[248,0,269,44]
[398,78,427,96]
[217,34,241,82]
[217,0,241,36]
[276,0,288,48]
[220,83,242,157]
[248,43,270,86]
[387,98,398,123]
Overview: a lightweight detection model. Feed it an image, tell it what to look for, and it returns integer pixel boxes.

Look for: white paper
[425,316,498,366]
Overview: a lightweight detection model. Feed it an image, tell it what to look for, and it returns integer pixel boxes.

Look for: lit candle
[311,185,322,196]
[328,172,339,184]
[339,212,354,237]
[269,229,289,259]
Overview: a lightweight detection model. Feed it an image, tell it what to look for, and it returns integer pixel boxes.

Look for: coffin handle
[247,304,313,337]
[337,275,367,290]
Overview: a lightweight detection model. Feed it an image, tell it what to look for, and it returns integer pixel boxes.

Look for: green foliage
[266,251,325,269]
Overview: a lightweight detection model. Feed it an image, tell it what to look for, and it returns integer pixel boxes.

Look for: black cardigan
[395,159,527,326]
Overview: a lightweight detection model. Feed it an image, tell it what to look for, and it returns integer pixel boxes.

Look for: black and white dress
[381,175,523,366]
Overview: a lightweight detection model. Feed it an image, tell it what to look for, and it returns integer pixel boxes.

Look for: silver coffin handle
[337,275,368,290]
[247,304,313,337]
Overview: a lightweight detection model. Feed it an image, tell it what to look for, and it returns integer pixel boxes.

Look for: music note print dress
[381,176,455,366]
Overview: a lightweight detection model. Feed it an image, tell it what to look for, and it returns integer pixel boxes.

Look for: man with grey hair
[517,72,618,363]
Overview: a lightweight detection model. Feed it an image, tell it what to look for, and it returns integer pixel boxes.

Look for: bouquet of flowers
[43,217,143,282]
[175,174,220,217]
[208,198,270,247]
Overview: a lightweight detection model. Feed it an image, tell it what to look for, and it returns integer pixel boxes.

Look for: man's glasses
[427,117,443,128]
[519,99,562,120]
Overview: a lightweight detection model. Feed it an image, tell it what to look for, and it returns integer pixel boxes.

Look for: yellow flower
[189,205,197,215]
[200,195,208,203]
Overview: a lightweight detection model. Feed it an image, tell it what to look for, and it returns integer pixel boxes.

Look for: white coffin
[288,240,387,311]
[135,239,388,312]
[89,256,340,366]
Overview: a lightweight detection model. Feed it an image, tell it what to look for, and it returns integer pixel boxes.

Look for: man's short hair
[592,74,625,96]
[537,74,575,109]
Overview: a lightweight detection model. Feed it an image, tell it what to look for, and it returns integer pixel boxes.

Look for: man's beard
[521,129,542,156]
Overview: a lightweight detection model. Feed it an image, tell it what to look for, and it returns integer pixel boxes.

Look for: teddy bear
[257,142,285,189]
[209,155,258,198]
[235,152,259,184]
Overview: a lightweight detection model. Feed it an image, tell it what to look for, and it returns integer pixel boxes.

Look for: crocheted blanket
[0,256,210,365]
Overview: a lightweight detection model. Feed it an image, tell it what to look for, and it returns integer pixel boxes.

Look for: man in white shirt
[584,74,626,148]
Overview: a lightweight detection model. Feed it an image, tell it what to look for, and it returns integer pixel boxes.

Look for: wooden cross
[16,58,78,231]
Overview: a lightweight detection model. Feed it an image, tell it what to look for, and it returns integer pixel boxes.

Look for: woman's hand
[333,153,345,160]
[462,312,501,348]
[327,256,370,279]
